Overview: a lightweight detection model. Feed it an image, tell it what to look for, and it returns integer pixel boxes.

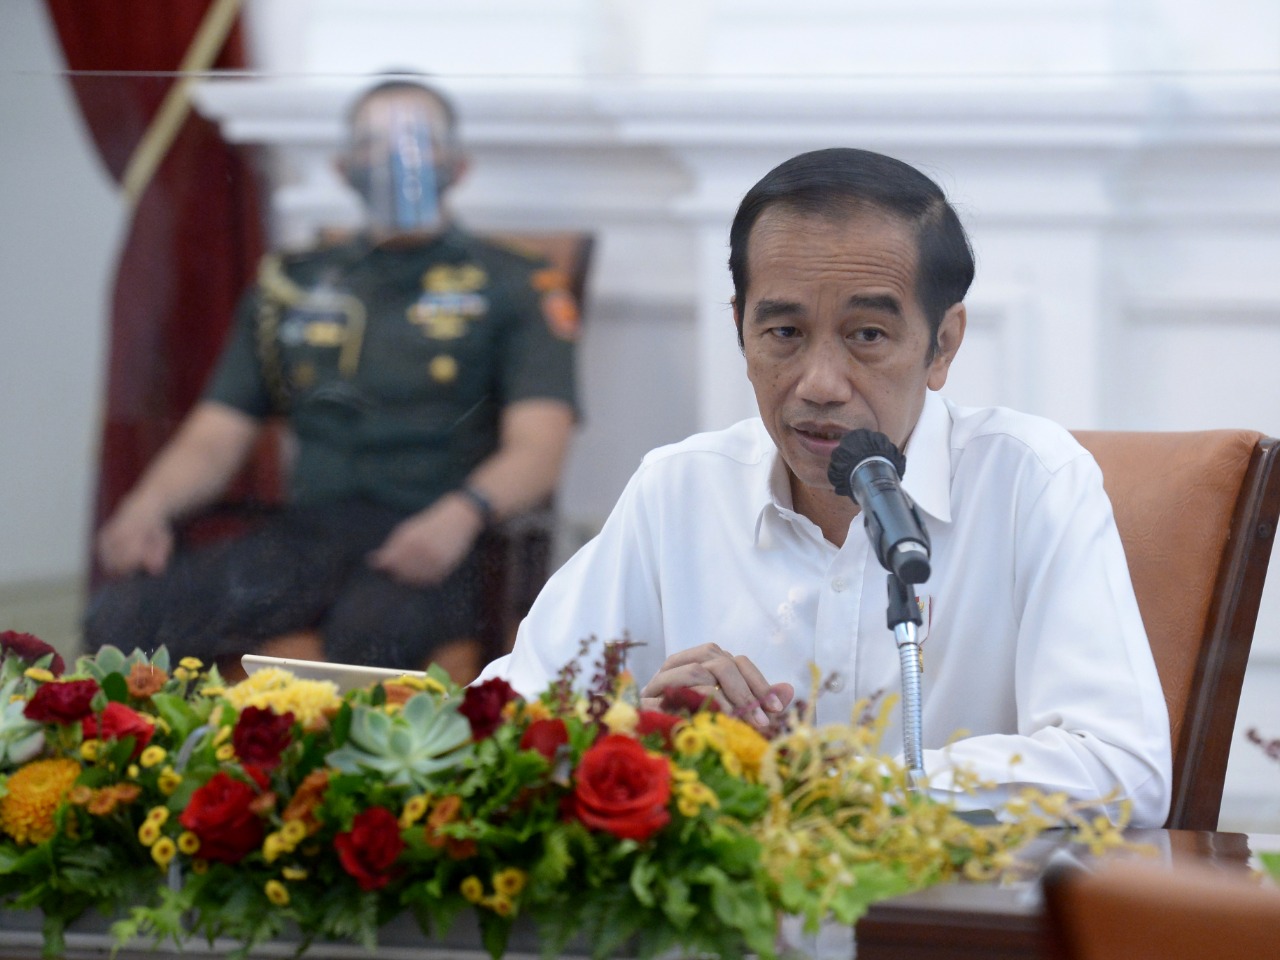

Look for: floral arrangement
[0,630,1126,960]
[1247,728,1280,884]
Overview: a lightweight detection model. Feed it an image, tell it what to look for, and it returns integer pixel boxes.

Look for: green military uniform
[207,226,577,510]
[86,227,578,669]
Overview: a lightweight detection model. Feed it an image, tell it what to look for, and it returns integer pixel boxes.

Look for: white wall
[2,0,1279,829]
[0,0,122,586]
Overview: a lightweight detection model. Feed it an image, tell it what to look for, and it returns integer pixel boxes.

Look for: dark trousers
[84,500,480,672]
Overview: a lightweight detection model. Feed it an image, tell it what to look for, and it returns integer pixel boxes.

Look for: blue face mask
[345,109,452,233]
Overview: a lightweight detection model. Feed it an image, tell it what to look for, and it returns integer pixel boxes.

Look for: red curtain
[44,0,265,583]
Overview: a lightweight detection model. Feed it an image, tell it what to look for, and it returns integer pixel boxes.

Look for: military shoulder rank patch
[532,269,581,341]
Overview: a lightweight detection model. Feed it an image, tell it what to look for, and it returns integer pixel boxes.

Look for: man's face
[739,206,963,507]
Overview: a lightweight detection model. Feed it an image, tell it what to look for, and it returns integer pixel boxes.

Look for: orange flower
[281,769,329,836]
[126,662,168,699]
[0,757,81,844]
[424,794,466,851]
[84,783,142,817]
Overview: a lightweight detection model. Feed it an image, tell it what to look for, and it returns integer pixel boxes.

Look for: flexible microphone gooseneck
[828,429,931,584]
[828,428,932,789]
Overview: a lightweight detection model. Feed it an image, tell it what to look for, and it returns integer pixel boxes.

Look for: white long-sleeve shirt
[480,391,1172,827]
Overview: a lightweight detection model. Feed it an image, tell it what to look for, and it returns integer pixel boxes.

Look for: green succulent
[0,677,44,771]
[326,692,472,790]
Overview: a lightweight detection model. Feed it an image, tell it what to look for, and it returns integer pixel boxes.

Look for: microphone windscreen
[828,429,908,495]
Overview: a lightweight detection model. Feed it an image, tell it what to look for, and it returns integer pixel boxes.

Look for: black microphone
[828,429,931,584]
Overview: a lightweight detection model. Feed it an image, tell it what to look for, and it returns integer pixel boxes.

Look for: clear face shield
[343,97,454,234]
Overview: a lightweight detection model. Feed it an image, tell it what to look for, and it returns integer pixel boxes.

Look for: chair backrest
[1070,430,1280,830]
[1042,858,1280,960]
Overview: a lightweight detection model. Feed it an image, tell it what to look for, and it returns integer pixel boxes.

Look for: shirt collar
[901,390,953,524]
[751,391,955,544]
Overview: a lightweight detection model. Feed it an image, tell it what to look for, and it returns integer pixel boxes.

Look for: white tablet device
[240,654,427,693]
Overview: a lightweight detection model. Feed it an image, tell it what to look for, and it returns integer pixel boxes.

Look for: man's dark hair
[346,72,461,150]
[728,147,975,353]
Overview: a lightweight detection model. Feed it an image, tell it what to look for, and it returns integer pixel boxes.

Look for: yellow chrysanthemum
[691,713,768,781]
[151,836,177,868]
[673,725,706,756]
[601,700,639,735]
[282,865,308,881]
[191,858,209,875]
[139,745,167,768]
[137,820,160,846]
[486,894,514,917]
[221,668,341,727]
[157,767,182,796]
[460,876,485,903]
[389,673,447,695]
[264,879,290,906]
[178,831,200,855]
[492,867,527,897]
[79,740,100,762]
[215,744,236,762]
[179,657,203,671]
[0,757,80,845]
[400,794,430,828]
[675,779,720,817]
[281,819,307,846]
[676,795,701,818]
[146,806,169,826]
[126,764,140,779]
[521,700,552,723]
[263,832,288,863]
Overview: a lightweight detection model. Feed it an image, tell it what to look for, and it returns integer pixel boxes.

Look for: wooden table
[854,828,1272,960]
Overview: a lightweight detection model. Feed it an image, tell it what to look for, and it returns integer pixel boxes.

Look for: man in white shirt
[479,148,1172,827]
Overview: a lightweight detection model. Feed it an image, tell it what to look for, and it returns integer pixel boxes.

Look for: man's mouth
[793,424,849,442]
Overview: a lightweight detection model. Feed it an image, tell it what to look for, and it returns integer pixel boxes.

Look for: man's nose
[794,346,855,405]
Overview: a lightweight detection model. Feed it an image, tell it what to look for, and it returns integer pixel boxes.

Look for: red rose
[636,710,681,747]
[24,678,100,725]
[335,806,405,891]
[0,631,65,676]
[82,702,155,758]
[458,678,519,740]
[232,706,294,770]
[179,771,265,863]
[567,734,671,842]
[520,717,569,760]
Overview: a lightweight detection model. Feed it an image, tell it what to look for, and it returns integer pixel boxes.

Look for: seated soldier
[85,77,579,682]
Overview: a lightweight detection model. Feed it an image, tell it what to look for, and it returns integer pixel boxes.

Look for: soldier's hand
[367,494,484,587]
[97,498,174,577]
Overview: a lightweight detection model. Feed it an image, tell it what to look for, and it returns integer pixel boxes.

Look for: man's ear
[927,302,966,391]
[440,151,470,191]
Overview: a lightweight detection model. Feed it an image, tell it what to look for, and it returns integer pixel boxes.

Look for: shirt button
[831,577,847,593]
[827,674,846,692]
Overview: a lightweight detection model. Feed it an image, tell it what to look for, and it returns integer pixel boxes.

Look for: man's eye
[769,326,800,340]
[852,328,885,343]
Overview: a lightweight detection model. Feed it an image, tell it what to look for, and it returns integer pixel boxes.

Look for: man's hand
[367,493,485,587]
[97,497,175,577]
[640,643,794,732]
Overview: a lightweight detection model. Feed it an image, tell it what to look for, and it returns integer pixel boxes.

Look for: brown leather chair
[1042,857,1280,960]
[1070,430,1280,830]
